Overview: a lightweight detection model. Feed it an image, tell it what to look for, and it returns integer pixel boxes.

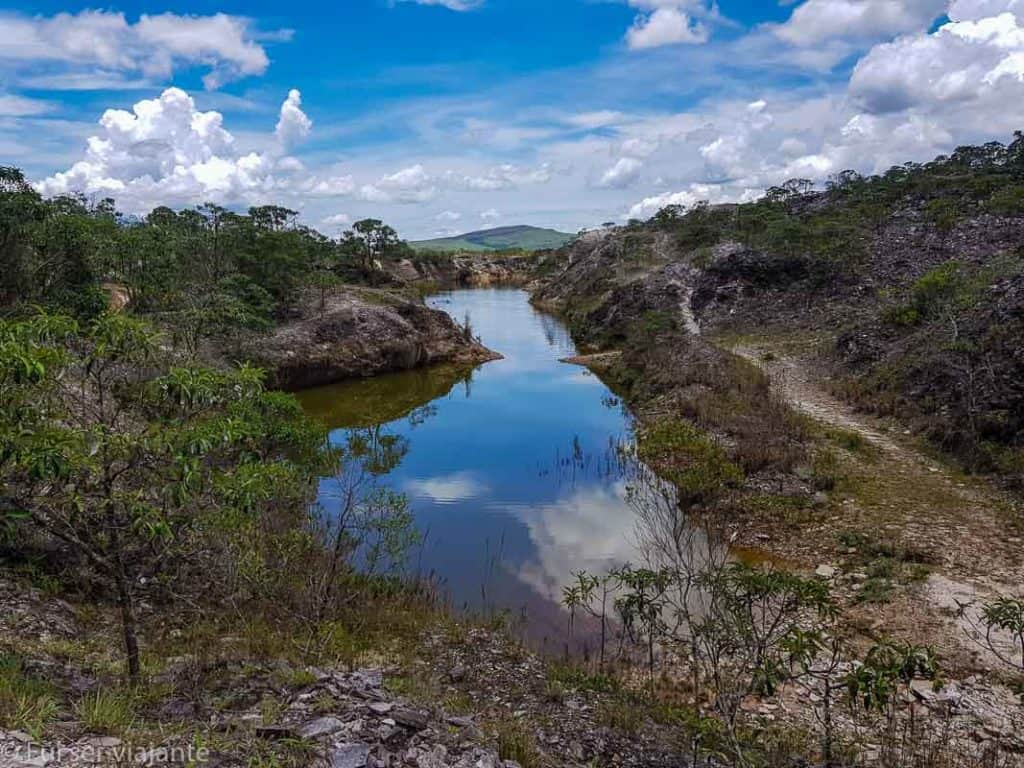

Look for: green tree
[350,219,401,271]
[0,312,329,681]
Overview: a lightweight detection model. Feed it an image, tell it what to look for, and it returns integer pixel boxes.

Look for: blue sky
[3,0,1024,238]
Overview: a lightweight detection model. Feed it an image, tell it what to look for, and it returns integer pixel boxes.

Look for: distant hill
[411,225,574,253]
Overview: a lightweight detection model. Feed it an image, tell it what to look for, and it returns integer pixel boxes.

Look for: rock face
[238,288,501,391]
[387,254,536,288]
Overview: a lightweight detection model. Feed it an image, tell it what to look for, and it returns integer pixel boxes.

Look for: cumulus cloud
[850,2,1024,118]
[37,87,324,214]
[359,164,438,204]
[628,183,758,219]
[598,157,643,188]
[0,10,283,90]
[626,7,709,49]
[436,210,462,222]
[772,0,946,46]
[275,89,312,147]
[481,208,501,221]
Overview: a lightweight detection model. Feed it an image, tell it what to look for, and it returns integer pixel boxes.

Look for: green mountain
[411,225,574,253]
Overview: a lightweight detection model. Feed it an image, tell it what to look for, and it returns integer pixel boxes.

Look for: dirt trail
[731,341,1024,670]
[734,345,908,456]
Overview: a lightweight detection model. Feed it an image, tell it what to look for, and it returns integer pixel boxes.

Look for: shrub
[910,261,964,316]
[639,419,743,503]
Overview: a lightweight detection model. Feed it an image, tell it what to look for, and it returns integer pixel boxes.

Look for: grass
[548,662,620,694]
[810,448,844,492]
[840,530,937,604]
[738,494,817,526]
[0,654,59,739]
[73,687,136,735]
[494,720,539,767]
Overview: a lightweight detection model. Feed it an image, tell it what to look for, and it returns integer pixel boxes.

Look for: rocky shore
[235,287,501,391]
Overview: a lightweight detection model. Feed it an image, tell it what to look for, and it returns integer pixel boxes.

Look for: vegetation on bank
[541,134,1024,487]
[0,165,451,338]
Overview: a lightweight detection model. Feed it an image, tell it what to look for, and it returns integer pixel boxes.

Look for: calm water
[297,289,644,648]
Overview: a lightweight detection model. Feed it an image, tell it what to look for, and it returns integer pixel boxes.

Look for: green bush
[639,419,743,502]
[911,261,964,316]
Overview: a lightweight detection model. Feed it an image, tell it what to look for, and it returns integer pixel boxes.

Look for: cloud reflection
[404,471,490,504]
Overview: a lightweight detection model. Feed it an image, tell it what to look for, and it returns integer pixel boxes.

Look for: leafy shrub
[910,261,964,316]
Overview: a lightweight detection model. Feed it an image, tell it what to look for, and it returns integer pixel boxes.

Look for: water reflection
[299,289,654,647]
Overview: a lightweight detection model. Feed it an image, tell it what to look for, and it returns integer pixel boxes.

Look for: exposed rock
[238,289,501,391]
[386,255,535,288]
[329,743,373,768]
[392,707,430,730]
[815,565,838,579]
[297,717,345,739]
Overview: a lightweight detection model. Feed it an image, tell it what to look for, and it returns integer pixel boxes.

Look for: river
[297,288,645,650]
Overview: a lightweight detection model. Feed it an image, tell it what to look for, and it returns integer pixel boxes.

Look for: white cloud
[397,0,483,9]
[456,163,553,190]
[620,137,659,158]
[0,11,282,90]
[481,208,501,221]
[772,0,946,46]
[436,210,462,222]
[275,89,312,147]
[360,164,438,204]
[0,94,51,117]
[628,183,759,219]
[322,213,351,229]
[850,4,1024,116]
[36,87,323,214]
[276,156,305,173]
[627,7,709,49]
[598,157,643,188]
[300,174,356,197]
[565,110,628,129]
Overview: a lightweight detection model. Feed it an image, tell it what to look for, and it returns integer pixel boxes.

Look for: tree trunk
[115,564,141,683]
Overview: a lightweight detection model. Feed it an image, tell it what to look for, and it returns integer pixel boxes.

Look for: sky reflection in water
[298,289,644,648]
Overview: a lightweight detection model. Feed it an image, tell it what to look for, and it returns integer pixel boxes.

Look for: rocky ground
[235,287,500,391]
[0,570,690,768]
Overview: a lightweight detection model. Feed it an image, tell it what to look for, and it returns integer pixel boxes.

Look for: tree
[0,312,329,681]
[249,205,298,232]
[350,219,401,271]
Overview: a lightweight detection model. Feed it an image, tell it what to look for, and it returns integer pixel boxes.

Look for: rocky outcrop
[238,289,501,391]
[386,254,536,288]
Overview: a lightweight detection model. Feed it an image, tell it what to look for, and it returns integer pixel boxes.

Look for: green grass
[548,662,620,694]
[74,687,136,735]
[0,654,59,739]
[494,720,539,767]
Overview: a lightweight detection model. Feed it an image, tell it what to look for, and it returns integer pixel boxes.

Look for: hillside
[411,224,573,253]
[533,136,1024,487]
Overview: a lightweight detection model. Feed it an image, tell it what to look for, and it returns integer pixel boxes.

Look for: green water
[298,288,643,648]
